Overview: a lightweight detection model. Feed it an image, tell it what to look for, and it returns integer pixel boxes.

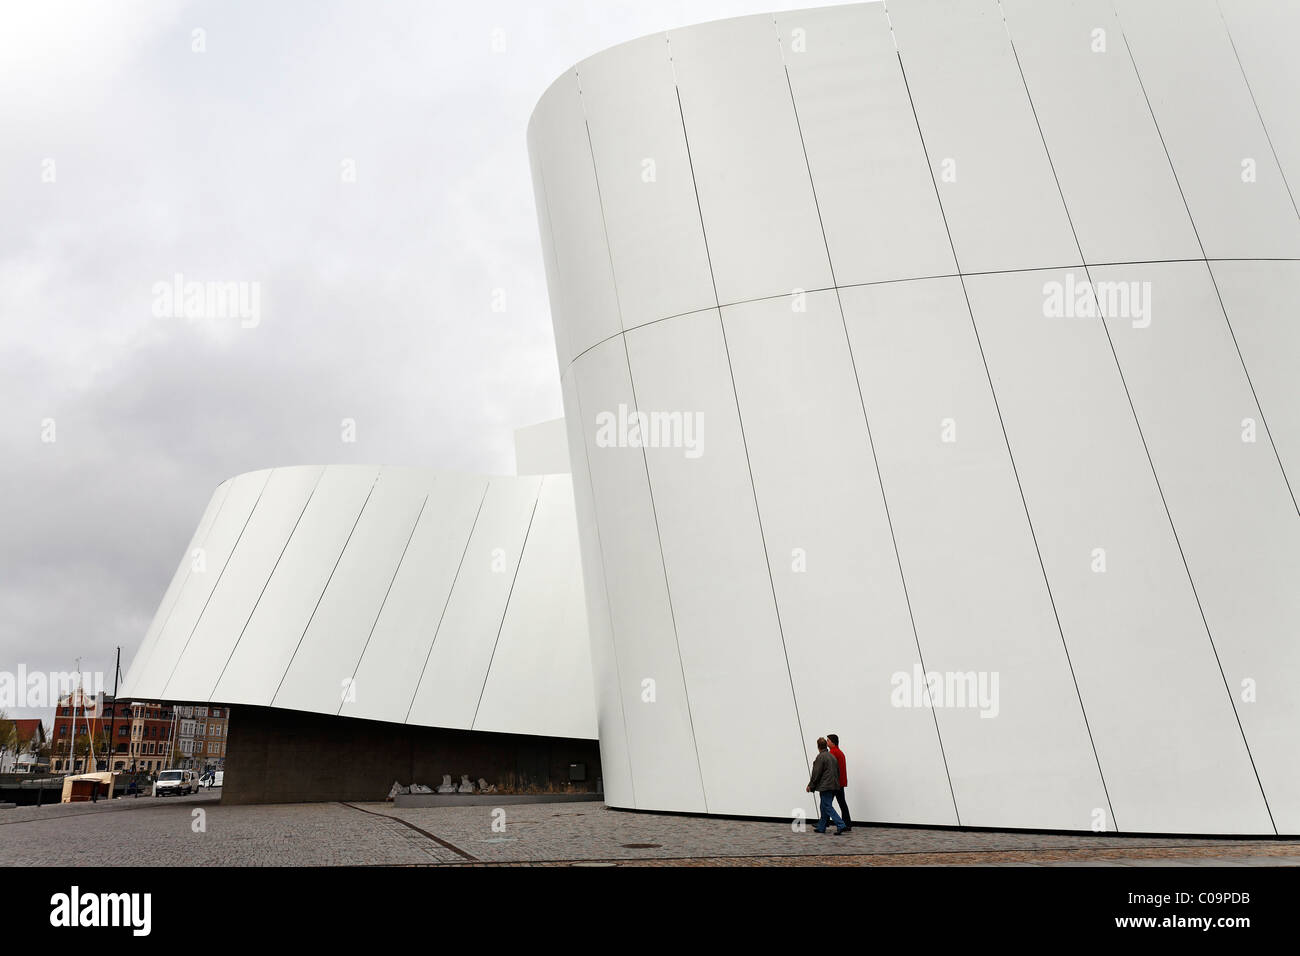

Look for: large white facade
[528,0,1300,833]
[121,465,596,742]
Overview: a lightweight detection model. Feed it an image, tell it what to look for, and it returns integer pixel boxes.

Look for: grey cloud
[0,0,829,717]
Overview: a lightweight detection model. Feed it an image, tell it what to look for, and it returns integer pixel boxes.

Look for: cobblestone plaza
[4,795,1298,867]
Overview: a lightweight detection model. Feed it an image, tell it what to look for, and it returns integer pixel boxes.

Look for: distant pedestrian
[805,737,846,835]
[826,733,852,832]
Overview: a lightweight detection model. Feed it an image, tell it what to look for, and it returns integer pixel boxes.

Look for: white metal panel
[340,472,488,726]
[529,73,622,364]
[1115,0,1300,259]
[524,0,1300,833]
[667,15,833,306]
[127,469,271,696]
[572,337,707,812]
[527,146,570,371]
[514,418,570,476]
[776,3,955,285]
[1218,0,1300,205]
[406,476,542,730]
[1098,260,1300,831]
[163,466,324,703]
[576,33,715,331]
[965,268,1272,833]
[561,367,635,801]
[211,465,379,706]
[474,475,597,739]
[840,276,1108,831]
[273,467,433,715]
[624,312,808,817]
[887,0,1079,273]
[722,290,958,825]
[127,464,600,746]
[121,480,231,696]
[1211,261,1300,496]
[1000,0,1201,264]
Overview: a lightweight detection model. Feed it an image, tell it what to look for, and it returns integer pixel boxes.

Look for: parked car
[199,770,224,789]
[154,769,198,796]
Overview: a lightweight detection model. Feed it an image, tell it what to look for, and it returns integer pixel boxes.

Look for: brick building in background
[127,700,177,775]
[175,704,229,772]
[51,694,232,774]
[50,691,127,773]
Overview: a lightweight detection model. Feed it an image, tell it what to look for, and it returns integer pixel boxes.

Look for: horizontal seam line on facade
[560,256,1300,372]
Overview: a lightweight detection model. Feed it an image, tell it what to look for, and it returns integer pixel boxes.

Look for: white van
[154,769,198,796]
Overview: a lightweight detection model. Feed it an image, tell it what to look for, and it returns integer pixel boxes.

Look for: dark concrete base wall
[222,705,602,805]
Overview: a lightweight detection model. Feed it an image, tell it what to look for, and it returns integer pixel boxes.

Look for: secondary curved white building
[528,0,1300,833]
[121,465,596,743]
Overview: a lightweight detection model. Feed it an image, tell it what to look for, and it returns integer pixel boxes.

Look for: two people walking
[805,734,853,835]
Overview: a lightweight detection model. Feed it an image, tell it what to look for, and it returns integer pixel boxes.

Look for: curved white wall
[121,466,596,742]
[529,0,1300,833]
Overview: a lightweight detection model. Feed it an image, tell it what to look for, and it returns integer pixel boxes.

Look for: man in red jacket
[827,733,852,832]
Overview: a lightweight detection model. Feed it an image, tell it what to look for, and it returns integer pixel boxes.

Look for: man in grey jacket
[805,737,847,835]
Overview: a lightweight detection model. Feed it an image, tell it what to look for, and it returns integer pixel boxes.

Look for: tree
[93,730,112,770]
[0,712,14,772]
[72,734,92,773]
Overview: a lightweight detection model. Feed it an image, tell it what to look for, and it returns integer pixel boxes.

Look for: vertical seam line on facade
[470,485,541,729]
[1113,5,1297,520]
[1217,0,1300,225]
[271,472,380,706]
[127,478,234,691]
[566,365,638,806]
[535,130,572,374]
[1004,0,1275,833]
[575,60,706,809]
[668,33,813,804]
[1215,0,1300,515]
[160,468,274,700]
[1113,6,1279,832]
[403,481,490,724]
[337,490,431,718]
[776,14,960,824]
[996,0,1125,832]
[538,86,636,768]
[209,466,327,701]
[895,42,1118,832]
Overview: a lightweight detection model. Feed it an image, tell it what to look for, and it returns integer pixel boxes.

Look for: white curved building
[528,0,1300,833]
[121,462,598,801]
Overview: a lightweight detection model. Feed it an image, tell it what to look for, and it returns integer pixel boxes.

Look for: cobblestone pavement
[0,794,460,866]
[2,795,1297,866]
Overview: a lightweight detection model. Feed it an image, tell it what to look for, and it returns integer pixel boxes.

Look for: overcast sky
[1,0,843,720]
